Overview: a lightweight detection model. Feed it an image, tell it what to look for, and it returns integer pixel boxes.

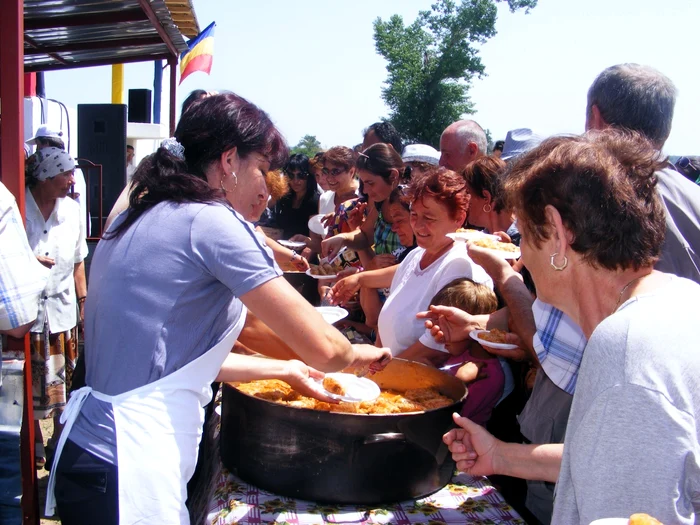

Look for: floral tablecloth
[207,469,525,525]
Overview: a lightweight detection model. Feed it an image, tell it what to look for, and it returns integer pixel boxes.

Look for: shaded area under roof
[23,0,199,72]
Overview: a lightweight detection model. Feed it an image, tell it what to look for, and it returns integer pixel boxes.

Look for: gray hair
[587,64,677,148]
[450,120,488,155]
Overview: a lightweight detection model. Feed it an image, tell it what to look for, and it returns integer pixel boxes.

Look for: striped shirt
[0,182,49,331]
[532,299,587,395]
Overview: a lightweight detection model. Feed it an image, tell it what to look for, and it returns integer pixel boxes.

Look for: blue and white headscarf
[33,147,76,181]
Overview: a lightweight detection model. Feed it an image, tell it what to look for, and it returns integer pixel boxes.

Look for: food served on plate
[456,228,481,234]
[278,260,304,273]
[310,262,336,276]
[235,380,454,414]
[322,376,345,395]
[478,329,509,344]
[473,237,520,253]
[629,514,663,525]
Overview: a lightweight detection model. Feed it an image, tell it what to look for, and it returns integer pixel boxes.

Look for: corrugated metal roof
[23,0,196,72]
[164,0,200,38]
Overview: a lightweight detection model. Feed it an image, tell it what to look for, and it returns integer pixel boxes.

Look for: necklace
[612,274,646,315]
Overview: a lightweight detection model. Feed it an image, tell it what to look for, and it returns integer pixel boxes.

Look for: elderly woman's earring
[550,252,568,271]
[483,203,492,213]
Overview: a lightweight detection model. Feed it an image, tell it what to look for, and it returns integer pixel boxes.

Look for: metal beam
[24,52,172,73]
[169,56,178,136]
[0,2,38,524]
[24,8,147,30]
[138,0,180,58]
[23,36,164,56]
[24,34,69,65]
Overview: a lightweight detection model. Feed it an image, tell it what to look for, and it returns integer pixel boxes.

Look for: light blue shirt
[68,201,280,463]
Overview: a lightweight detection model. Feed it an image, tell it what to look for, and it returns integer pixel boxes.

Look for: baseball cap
[402,144,440,165]
[26,125,63,146]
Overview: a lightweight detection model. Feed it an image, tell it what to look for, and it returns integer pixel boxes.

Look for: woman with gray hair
[23,146,88,467]
[443,131,700,524]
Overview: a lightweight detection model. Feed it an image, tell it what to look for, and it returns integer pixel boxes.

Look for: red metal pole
[0,2,39,524]
[169,56,177,136]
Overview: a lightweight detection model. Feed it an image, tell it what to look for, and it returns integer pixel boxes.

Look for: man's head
[439,120,487,171]
[492,140,505,158]
[127,145,135,164]
[362,121,403,154]
[585,64,677,149]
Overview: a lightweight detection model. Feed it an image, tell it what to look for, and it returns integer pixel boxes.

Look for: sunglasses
[284,170,309,181]
[321,166,348,178]
[678,157,700,174]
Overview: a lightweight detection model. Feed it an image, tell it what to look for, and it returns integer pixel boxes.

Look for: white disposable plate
[469,329,519,350]
[316,372,380,402]
[305,268,338,280]
[446,231,500,242]
[473,246,521,260]
[278,239,307,250]
[308,214,329,236]
[315,306,348,324]
[589,520,629,525]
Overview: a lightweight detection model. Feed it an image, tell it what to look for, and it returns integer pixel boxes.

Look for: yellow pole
[111,64,125,104]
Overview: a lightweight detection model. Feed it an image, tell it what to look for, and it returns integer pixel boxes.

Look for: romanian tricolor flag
[179,22,216,85]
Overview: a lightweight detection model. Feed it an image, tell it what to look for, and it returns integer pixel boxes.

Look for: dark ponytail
[356,143,406,183]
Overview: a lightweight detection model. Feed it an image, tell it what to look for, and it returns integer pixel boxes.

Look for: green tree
[374,0,537,147]
[290,135,323,158]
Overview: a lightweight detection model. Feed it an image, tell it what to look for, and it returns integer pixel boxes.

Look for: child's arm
[455,361,488,383]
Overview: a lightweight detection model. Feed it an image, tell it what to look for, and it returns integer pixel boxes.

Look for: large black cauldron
[220,359,467,504]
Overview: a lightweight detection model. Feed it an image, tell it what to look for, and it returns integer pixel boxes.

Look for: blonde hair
[264,170,289,201]
[430,278,498,315]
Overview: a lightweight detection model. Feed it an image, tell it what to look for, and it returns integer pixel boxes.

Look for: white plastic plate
[316,373,380,402]
[306,269,337,280]
[472,246,521,259]
[278,239,307,250]
[446,231,500,242]
[308,214,329,236]
[315,306,348,324]
[469,329,519,350]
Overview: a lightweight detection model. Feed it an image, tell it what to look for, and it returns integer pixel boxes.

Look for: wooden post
[169,56,177,136]
[0,1,38,524]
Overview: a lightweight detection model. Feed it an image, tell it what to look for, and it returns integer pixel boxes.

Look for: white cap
[26,125,64,146]
[402,144,440,165]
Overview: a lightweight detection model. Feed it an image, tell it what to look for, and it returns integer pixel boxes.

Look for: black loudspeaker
[128,89,152,123]
[78,104,127,236]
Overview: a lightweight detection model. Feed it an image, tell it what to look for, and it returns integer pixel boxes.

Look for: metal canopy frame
[22,0,195,73]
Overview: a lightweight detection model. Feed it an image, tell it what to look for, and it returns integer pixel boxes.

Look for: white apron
[46,311,245,524]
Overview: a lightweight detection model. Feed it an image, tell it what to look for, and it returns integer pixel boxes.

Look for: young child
[430,278,505,426]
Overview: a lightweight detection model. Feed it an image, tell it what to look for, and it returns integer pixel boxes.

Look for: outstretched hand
[443,413,500,477]
[416,305,483,344]
[283,360,337,403]
[330,273,361,305]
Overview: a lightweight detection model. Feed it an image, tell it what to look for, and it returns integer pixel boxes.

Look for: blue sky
[46,0,699,155]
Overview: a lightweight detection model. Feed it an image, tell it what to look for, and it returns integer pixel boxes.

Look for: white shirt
[73,167,89,237]
[0,183,49,331]
[126,163,137,183]
[319,190,335,215]
[25,189,89,333]
[377,243,492,355]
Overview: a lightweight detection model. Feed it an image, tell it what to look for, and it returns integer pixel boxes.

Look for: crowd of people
[0,62,698,525]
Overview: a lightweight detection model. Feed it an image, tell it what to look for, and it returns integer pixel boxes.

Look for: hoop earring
[550,252,568,271]
[220,172,237,194]
[482,203,492,213]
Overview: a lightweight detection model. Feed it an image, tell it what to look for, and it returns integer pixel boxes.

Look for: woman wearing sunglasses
[273,154,320,239]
